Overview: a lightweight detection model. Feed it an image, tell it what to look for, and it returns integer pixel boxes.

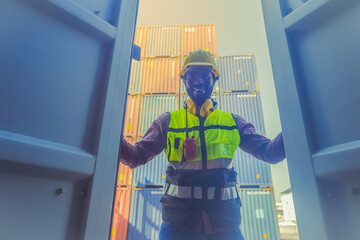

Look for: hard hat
[180,49,220,79]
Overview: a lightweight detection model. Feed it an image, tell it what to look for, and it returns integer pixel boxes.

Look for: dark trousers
[159,223,245,240]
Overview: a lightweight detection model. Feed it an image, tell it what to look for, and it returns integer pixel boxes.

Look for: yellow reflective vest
[165,108,241,166]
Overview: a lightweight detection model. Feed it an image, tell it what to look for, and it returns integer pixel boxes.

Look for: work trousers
[159,223,245,240]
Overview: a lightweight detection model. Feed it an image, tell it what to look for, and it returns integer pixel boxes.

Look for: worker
[120,49,286,240]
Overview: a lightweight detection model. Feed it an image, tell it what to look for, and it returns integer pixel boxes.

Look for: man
[120,49,286,240]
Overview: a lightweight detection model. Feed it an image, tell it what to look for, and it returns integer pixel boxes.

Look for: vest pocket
[167,137,184,161]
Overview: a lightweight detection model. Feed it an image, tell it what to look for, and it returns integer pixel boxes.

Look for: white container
[139,95,179,136]
[128,60,144,95]
[217,55,258,92]
[220,93,265,135]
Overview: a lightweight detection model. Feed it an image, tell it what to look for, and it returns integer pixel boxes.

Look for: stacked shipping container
[113,23,280,240]
[217,55,258,92]
[127,188,280,240]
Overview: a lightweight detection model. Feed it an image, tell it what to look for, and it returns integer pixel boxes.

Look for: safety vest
[161,107,243,231]
[165,108,240,166]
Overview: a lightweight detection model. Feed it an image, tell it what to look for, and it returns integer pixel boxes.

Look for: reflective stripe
[207,158,233,169]
[167,184,179,197]
[167,184,192,198]
[208,187,215,199]
[168,158,233,170]
[194,186,202,199]
[221,186,238,200]
[165,184,238,200]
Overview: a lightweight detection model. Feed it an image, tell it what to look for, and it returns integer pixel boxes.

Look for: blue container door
[262,0,360,239]
[0,0,139,239]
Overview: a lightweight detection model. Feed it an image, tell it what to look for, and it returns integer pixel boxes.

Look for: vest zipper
[199,117,207,170]
[199,116,208,200]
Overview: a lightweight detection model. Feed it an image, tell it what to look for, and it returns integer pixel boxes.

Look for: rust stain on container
[181,24,217,57]
[123,96,141,138]
[111,187,132,240]
[142,58,180,94]
[134,27,148,59]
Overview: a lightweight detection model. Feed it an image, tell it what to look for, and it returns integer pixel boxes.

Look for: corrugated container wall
[111,187,132,240]
[145,26,181,58]
[239,189,280,240]
[134,27,148,59]
[217,55,258,92]
[233,150,272,186]
[126,188,279,240]
[128,60,144,95]
[220,93,266,135]
[132,151,167,187]
[139,95,179,136]
[128,189,164,240]
[117,163,134,187]
[117,138,135,187]
[181,24,217,57]
[123,96,141,138]
[142,58,180,94]
[180,57,220,94]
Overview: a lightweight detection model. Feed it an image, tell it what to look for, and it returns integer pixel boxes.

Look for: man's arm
[119,112,170,169]
[233,114,286,164]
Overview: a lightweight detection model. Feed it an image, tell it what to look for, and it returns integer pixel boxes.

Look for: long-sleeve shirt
[120,112,285,169]
[119,110,286,234]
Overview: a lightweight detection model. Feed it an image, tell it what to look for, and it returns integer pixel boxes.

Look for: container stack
[113,24,279,240]
[111,138,134,240]
[216,54,280,239]
[126,23,218,240]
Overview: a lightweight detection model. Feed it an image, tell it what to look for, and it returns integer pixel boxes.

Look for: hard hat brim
[180,62,220,78]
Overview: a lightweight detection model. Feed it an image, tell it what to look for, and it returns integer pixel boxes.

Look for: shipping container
[111,187,132,240]
[139,95,179,136]
[220,93,266,135]
[117,138,136,187]
[128,60,144,95]
[262,1,360,238]
[145,26,181,58]
[180,57,220,94]
[123,96,141,138]
[278,0,309,17]
[239,189,280,240]
[0,0,138,239]
[132,151,167,187]
[134,27,148,59]
[117,163,134,187]
[128,188,164,240]
[181,24,217,57]
[217,55,258,92]
[127,189,279,240]
[233,149,272,187]
[142,58,181,94]
[70,0,121,26]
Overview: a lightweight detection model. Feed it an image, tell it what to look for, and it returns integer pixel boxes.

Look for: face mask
[183,68,216,106]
